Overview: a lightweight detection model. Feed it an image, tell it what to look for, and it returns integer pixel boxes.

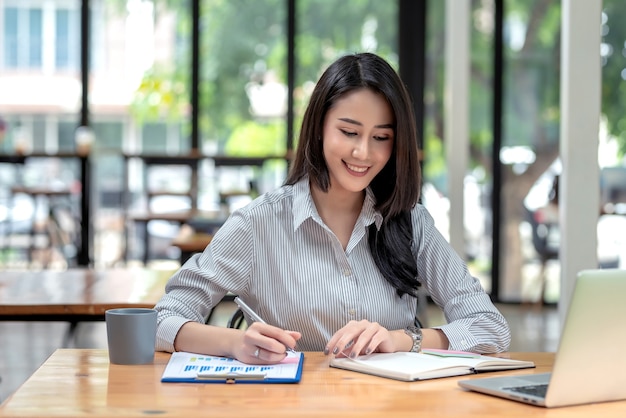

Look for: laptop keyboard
[504,384,548,398]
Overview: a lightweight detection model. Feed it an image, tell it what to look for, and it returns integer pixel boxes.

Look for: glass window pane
[28,9,43,68]
[91,120,124,210]
[58,120,77,150]
[0,1,81,155]
[295,0,398,128]
[199,0,286,156]
[56,10,69,67]
[193,0,288,207]
[0,0,82,261]
[501,0,562,303]
[31,116,46,152]
[92,121,123,151]
[422,0,449,239]
[89,0,190,263]
[3,8,18,67]
[420,2,494,292]
[55,8,79,70]
[467,0,495,291]
[141,122,168,153]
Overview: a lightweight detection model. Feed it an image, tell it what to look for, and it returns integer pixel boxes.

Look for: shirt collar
[292,178,318,230]
[363,187,384,230]
[292,178,383,231]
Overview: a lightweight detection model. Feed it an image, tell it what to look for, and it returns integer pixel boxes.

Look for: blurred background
[0,0,625,305]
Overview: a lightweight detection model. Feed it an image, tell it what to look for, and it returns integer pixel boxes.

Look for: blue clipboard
[161,351,304,384]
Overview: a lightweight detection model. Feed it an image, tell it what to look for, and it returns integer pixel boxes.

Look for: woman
[155,52,510,364]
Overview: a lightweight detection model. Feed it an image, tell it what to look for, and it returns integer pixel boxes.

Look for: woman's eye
[340,129,357,137]
[374,135,391,141]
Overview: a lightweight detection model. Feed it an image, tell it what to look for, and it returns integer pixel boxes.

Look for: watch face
[406,326,422,338]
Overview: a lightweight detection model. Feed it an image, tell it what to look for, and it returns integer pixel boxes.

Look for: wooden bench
[0,268,173,344]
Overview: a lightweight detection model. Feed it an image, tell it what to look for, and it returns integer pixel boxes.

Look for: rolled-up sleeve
[154,211,254,352]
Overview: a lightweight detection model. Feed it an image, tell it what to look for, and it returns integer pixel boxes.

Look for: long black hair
[285,53,422,297]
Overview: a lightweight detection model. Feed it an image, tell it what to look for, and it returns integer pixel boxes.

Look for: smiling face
[321,88,395,196]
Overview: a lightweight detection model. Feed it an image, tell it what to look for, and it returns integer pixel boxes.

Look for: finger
[246,324,300,354]
[350,327,383,357]
[325,322,362,355]
[273,330,301,352]
[328,333,359,357]
[260,328,301,353]
[345,323,385,358]
[286,330,302,342]
[242,345,286,365]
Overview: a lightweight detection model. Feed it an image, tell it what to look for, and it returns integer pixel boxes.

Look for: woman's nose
[352,139,369,158]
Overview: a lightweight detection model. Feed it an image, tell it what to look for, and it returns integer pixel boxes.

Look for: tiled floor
[0,301,559,404]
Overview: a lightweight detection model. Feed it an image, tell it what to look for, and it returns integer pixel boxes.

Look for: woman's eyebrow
[338,117,393,129]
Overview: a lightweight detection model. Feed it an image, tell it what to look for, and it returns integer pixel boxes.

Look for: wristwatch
[404,325,423,353]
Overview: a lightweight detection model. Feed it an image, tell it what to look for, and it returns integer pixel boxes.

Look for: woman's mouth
[345,162,369,175]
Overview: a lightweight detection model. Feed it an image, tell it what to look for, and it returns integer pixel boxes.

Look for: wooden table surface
[0,268,172,321]
[1,350,624,417]
[170,224,213,254]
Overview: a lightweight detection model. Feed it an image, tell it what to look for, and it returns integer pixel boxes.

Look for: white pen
[234,296,297,353]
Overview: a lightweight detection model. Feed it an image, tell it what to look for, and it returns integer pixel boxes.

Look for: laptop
[458,268,626,408]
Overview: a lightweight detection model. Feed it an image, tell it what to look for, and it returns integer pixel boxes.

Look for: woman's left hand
[324,320,397,358]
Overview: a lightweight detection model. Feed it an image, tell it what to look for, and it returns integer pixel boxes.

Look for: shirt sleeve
[412,205,511,353]
[154,210,254,353]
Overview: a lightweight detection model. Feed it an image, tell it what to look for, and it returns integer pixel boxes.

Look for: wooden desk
[9,186,73,197]
[1,350,624,417]
[0,268,171,322]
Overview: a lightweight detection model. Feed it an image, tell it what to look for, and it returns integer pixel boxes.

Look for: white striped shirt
[155,178,510,353]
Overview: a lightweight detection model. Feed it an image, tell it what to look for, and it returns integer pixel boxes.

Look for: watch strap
[404,325,423,353]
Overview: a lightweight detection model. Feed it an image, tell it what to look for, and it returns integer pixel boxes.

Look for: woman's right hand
[234,322,301,364]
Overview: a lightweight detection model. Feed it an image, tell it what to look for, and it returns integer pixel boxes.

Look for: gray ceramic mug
[105,308,157,365]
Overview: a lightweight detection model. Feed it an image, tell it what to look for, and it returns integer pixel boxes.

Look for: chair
[526,207,560,266]
[46,203,79,267]
[227,308,245,329]
[525,206,560,303]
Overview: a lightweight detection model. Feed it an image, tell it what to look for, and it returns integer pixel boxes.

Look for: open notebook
[330,349,534,382]
[458,269,626,407]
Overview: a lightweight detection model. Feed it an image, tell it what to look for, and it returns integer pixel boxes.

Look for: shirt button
[348,309,356,316]
[343,269,351,276]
